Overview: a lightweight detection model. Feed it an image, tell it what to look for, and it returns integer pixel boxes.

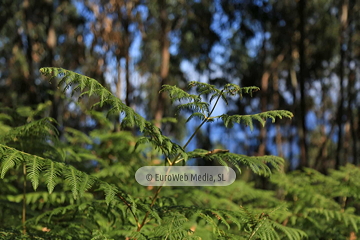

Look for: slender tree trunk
[124,1,133,107]
[125,35,131,107]
[154,0,171,129]
[114,58,122,132]
[116,58,122,100]
[45,2,63,129]
[289,47,298,167]
[23,0,38,105]
[259,43,268,156]
[336,0,349,168]
[259,50,286,156]
[273,73,284,159]
[297,0,308,168]
[346,0,357,164]
[314,78,333,171]
[348,71,358,164]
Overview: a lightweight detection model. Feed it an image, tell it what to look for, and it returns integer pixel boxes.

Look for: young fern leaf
[138,122,187,160]
[187,81,227,104]
[63,166,82,200]
[0,148,23,178]
[188,81,221,95]
[186,112,207,122]
[187,150,283,176]
[177,102,210,115]
[26,156,45,190]
[78,173,96,198]
[99,182,119,205]
[220,110,293,130]
[44,161,63,194]
[160,85,201,103]
[223,84,260,98]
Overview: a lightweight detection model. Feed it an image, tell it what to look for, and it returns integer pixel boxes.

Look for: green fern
[220,110,294,130]
[39,67,147,131]
[0,67,311,239]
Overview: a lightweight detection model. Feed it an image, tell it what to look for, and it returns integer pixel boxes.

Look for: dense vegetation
[1,0,360,239]
[0,69,359,239]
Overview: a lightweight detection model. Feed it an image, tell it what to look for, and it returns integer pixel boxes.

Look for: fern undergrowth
[0,67,357,239]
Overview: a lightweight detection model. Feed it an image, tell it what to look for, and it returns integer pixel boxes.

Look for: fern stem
[181,89,224,151]
[117,193,141,228]
[22,163,27,235]
[137,90,225,232]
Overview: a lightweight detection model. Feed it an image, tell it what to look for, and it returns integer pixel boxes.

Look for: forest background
[1,0,360,239]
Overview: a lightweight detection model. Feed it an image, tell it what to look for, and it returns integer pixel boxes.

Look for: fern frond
[129,232,148,240]
[187,150,283,176]
[160,84,201,103]
[44,161,63,194]
[188,81,221,96]
[306,208,360,232]
[0,143,132,206]
[0,117,59,144]
[6,191,92,208]
[63,166,82,200]
[153,213,190,239]
[0,148,23,178]
[78,173,96,198]
[270,221,308,240]
[186,112,207,122]
[139,122,187,159]
[99,182,119,205]
[177,101,210,115]
[223,84,260,98]
[40,67,147,131]
[197,212,221,235]
[26,156,45,190]
[220,110,293,130]
[187,81,227,104]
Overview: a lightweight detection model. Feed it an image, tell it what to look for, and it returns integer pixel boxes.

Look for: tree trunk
[116,58,122,100]
[259,50,286,156]
[297,0,309,168]
[154,0,171,129]
[23,0,38,105]
[45,2,63,129]
[272,73,284,159]
[335,0,349,168]
[346,0,357,165]
[124,1,132,107]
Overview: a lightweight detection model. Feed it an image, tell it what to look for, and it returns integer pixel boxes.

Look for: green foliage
[269,166,360,239]
[0,67,316,239]
[39,67,147,131]
[161,81,292,130]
